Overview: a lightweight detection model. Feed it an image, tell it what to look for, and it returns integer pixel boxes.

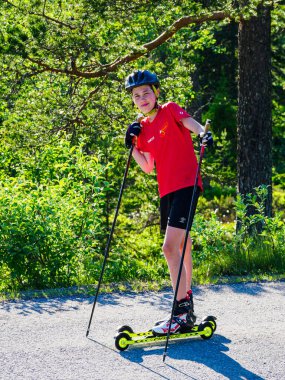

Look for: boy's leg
[162,225,188,301]
[153,226,195,334]
[154,228,195,335]
[180,235,192,292]
[163,186,199,295]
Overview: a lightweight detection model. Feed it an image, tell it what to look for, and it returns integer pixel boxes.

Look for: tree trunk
[237,6,272,217]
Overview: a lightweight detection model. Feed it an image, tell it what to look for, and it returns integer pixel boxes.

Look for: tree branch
[192,96,214,119]
[27,11,231,78]
[33,11,77,30]
[27,57,72,75]
[4,0,77,30]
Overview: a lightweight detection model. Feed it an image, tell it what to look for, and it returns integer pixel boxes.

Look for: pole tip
[86,329,90,337]
[163,353,167,362]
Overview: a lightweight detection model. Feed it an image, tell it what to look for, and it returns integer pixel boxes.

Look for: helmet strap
[143,85,159,116]
[151,84,159,98]
[144,102,159,117]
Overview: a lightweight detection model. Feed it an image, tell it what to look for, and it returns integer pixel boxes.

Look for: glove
[199,131,214,147]
[125,121,141,149]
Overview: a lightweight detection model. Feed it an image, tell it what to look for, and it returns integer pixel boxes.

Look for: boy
[124,70,213,335]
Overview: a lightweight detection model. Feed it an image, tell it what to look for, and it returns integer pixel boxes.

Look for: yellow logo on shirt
[159,124,168,137]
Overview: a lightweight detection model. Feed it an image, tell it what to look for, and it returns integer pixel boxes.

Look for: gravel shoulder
[1,281,284,380]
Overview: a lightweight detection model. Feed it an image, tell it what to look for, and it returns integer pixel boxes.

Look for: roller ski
[114,315,216,351]
[114,293,216,351]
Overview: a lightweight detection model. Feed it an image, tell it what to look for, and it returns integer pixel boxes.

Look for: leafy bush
[273,186,285,218]
[1,143,284,293]
[191,185,285,281]
[0,138,108,290]
[234,186,285,273]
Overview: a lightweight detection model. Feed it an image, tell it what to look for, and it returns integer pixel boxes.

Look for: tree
[237,4,272,217]
[0,0,282,217]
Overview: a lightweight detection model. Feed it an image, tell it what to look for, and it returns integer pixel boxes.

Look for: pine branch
[27,11,231,78]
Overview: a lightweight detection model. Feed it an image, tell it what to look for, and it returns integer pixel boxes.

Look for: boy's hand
[125,122,141,148]
[199,131,214,147]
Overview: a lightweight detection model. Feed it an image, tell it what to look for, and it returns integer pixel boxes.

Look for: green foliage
[273,187,285,219]
[0,0,284,293]
[191,186,285,282]
[0,138,108,290]
[233,186,285,273]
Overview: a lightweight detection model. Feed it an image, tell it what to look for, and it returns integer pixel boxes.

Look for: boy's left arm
[180,117,204,135]
[181,117,214,147]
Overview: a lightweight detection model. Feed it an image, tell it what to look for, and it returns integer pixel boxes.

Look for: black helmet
[125,70,159,91]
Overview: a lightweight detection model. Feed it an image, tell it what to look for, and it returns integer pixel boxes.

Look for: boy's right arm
[132,148,154,173]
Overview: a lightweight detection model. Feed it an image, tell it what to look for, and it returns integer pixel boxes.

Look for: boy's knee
[162,241,177,258]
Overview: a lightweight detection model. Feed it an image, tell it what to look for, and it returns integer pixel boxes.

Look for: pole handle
[131,113,144,147]
[199,119,211,155]
[136,113,144,122]
[200,119,211,137]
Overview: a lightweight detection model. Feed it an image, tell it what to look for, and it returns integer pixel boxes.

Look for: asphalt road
[1,281,284,380]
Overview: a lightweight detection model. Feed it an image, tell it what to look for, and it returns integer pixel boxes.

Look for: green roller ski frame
[114,316,216,351]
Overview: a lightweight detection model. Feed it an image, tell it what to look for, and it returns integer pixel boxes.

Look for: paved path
[1,281,284,379]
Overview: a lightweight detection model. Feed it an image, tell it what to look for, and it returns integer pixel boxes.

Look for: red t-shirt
[137,102,203,198]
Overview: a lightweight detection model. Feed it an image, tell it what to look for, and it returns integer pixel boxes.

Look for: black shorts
[160,186,200,233]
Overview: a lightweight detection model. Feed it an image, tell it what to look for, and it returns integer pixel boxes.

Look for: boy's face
[132,85,157,114]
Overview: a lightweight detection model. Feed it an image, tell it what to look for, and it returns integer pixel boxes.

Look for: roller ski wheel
[202,315,217,332]
[198,321,214,340]
[115,332,130,351]
[116,325,134,334]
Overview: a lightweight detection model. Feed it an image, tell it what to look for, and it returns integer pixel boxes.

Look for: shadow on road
[118,334,264,380]
[0,297,84,316]
[1,281,283,316]
[88,333,264,380]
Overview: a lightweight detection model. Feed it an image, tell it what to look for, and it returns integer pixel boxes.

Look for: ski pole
[162,119,211,362]
[86,115,143,337]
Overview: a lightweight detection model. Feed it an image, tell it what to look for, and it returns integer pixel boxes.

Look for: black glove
[125,122,142,149]
[199,131,214,147]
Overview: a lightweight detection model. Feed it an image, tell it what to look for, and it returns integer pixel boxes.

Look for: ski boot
[154,289,196,328]
[152,292,196,336]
